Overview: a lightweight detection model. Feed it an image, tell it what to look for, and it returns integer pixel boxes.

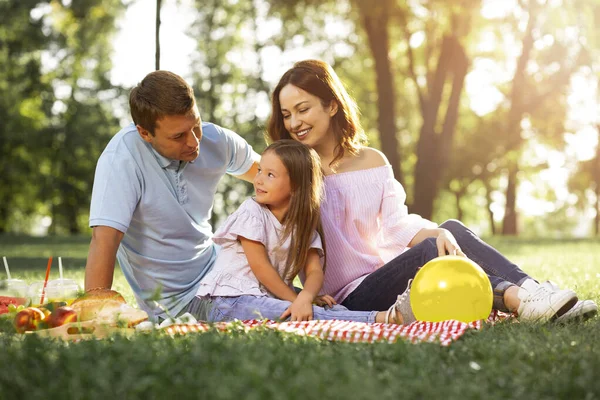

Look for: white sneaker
[556,300,598,323]
[385,280,415,325]
[517,279,577,322]
[541,281,598,323]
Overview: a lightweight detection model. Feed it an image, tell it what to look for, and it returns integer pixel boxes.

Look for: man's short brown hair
[129,70,196,135]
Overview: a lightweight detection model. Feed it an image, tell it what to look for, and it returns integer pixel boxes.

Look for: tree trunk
[595,124,600,236]
[501,4,536,235]
[453,188,465,221]
[68,202,81,235]
[0,198,8,233]
[155,0,162,70]
[483,178,496,235]
[0,160,9,232]
[502,165,518,235]
[357,0,403,184]
[412,35,468,219]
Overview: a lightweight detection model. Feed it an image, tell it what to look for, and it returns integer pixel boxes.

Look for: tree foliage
[1,0,600,237]
[0,0,125,234]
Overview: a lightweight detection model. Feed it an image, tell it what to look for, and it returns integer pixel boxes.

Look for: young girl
[193,140,408,324]
[266,59,597,323]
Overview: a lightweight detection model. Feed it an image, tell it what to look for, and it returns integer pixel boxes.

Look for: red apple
[47,306,78,328]
[13,307,46,333]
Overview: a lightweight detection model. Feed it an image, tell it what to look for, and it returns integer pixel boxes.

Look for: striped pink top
[319,165,436,302]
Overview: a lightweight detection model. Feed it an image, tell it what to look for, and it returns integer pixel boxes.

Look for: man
[85,70,259,321]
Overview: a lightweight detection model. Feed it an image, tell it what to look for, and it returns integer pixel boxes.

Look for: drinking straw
[39,256,53,305]
[58,257,63,280]
[2,256,10,280]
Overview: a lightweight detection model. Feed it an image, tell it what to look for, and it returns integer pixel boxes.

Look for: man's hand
[236,156,260,183]
[280,291,314,321]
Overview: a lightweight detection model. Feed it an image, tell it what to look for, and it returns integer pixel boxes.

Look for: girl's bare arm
[239,236,297,302]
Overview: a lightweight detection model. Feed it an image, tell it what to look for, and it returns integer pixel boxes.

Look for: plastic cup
[29,280,80,306]
[0,279,31,307]
[47,278,80,287]
[46,279,81,305]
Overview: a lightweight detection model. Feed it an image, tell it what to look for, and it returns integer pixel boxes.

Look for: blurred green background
[1,0,599,240]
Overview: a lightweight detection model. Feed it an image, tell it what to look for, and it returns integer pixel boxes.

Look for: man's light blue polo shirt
[90,122,255,320]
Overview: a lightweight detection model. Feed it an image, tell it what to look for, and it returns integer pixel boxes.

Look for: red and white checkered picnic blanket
[246,319,481,346]
[162,311,514,346]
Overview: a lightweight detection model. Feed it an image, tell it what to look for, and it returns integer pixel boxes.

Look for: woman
[266,59,597,324]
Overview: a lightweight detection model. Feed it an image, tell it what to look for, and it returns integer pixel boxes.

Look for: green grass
[1,235,599,399]
[0,234,133,302]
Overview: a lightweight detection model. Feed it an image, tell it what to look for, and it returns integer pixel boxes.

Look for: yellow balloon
[410,256,493,323]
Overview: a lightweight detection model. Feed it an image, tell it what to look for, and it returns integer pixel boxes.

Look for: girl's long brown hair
[263,140,326,283]
[266,59,367,169]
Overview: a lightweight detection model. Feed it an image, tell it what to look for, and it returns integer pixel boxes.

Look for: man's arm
[235,154,260,183]
[84,226,124,291]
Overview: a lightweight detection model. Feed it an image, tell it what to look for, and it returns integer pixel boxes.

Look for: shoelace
[385,281,412,323]
[397,290,409,306]
[394,280,412,312]
[523,285,553,303]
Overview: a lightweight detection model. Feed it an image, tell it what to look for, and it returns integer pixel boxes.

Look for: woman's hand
[436,229,465,257]
[314,294,336,308]
[280,291,314,321]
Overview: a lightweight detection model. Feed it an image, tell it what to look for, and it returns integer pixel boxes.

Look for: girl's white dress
[196,198,323,298]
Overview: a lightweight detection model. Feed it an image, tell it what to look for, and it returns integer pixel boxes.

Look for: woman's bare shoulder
[333,147,390,174]
[356,147,389,169]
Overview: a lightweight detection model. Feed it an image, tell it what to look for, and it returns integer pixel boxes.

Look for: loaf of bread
[71,289,148,327]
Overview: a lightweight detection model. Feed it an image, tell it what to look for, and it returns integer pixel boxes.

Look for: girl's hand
[436,229,465,257]
[280,292,314,321]
[314,295,336,308]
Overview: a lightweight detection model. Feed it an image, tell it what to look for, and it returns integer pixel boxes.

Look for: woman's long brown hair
[266,59,367,169]
[263,140,326,283]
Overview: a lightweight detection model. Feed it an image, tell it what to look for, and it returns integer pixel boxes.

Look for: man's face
[137,109,202,162]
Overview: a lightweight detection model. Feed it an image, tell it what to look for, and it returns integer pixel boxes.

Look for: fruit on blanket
[47,306,78,328]
[14,307,47,333]
[38,307,52,321]
[39,301,68,313]
[410,256,493,323]
[0,296,28,306]
[0,296,29,315]
[0,304,24,319]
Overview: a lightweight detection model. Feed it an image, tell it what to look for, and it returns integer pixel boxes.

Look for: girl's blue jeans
[187,294,378,323]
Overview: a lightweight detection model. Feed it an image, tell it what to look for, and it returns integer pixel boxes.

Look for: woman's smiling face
[278,84,338,151]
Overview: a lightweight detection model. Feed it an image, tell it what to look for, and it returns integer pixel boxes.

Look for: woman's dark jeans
[341,219,530,313]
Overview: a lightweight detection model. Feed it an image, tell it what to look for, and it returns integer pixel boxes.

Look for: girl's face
[278,84,337,152]
[254,151,292,213]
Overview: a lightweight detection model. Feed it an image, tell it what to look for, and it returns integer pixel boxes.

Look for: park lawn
[0,234,133,302]
[1,234,599,399]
